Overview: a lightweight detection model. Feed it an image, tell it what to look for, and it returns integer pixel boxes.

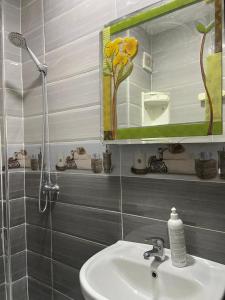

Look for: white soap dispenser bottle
[168,207,187,267]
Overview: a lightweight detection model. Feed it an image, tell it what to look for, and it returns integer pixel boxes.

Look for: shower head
[8,32,27,49]
[8,32,47,75]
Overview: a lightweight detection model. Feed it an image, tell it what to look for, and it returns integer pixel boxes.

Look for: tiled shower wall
[0,0,220,300]
[0,0,27,299]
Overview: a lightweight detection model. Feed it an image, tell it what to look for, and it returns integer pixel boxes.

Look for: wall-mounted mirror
[101,0,223,141]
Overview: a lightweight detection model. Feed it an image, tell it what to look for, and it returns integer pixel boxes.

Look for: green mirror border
[116,121,222,140]
[103,0,223,140]
[110,0,202,35]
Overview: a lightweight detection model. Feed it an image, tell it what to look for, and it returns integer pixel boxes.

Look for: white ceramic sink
[80,241,225,300]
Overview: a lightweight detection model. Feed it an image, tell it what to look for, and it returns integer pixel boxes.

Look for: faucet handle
[145,237,164,248]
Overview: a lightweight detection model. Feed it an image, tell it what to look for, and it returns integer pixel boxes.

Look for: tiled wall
[0,0,27,299]
[5,0,223,300]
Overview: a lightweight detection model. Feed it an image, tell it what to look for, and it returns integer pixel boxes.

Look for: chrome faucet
[143,237,165,262]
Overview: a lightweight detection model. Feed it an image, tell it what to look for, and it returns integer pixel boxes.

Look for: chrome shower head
[8,32,47,75]
[8,32,27,49]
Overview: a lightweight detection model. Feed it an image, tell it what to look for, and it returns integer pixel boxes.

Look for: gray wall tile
[12,277,28,300]
[0,257,6,284]
[27,224,51,257]
[56,173,121,211]
[10,198,25,227]
[11,251,26,281]
[27,251,52,286]
[123,214,225,264]
[10,224,26,254]
[122,177,225,232]
[53,289,73,300]
[26,198,51,228]
[28,277,52,300]
[9,172,24,200]
[53,260,83,300]
[53,231,104,270]
[52,202,121,245]
[0,283,6,300]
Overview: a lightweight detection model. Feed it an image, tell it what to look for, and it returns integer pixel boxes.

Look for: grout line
[27,222,107,248]
[119,145,124,240]
[122,212,225,235]
[27,196,120,215]
[45,29,99,56]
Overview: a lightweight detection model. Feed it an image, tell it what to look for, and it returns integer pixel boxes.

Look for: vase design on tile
[148,148,168,174]
[131,151,148,175]
[103,145,112,174]
[104,37,138,139]
[8,149,30,169]
[55,147,93,172]
[91,154,103,174]
[195,152,217,179]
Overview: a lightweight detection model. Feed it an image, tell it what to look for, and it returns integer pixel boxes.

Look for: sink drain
[151,271,157,279]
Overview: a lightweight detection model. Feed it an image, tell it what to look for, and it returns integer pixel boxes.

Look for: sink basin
[80,241,225,300]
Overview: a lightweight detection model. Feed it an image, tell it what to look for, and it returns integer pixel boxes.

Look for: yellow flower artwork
[104,37,138,139]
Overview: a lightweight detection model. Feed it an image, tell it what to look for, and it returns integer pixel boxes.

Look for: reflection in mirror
[114,2,215,128]
[102,0,223,140]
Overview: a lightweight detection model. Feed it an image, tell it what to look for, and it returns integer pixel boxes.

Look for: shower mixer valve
[43,182,60,201]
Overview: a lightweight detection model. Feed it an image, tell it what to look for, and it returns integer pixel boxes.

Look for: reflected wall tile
[49,107,100,142]
[21,0,43,34]
[46,32,99,83]
[153,61,202,91]
[45,0,116,52]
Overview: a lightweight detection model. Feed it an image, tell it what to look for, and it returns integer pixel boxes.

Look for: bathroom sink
[80,241,225,300]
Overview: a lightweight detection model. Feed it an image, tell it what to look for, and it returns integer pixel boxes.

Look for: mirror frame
[101,0,223,141]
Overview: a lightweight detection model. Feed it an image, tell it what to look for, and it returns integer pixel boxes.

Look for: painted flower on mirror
[104,36,138,139]
[123,37,138,58]
[104,38,123,58]
[113,52,129,66]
